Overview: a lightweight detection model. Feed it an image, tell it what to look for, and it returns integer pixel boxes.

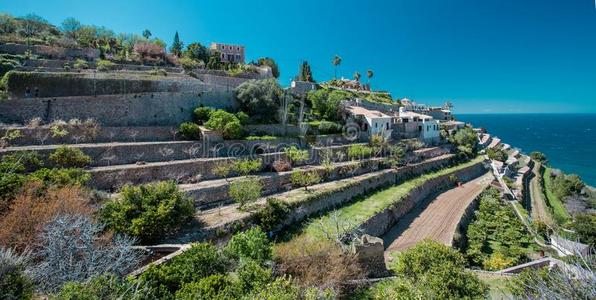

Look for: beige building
[210,42,245,63]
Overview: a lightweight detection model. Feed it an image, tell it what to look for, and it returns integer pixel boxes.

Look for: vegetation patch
[542,167,572,225]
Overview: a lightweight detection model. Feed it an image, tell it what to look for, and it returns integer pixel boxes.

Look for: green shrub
[96,59,117,72]
[290,170,321,191]
[149,68,167,76]
[193,106,214,125]
[1,151,43,172]
[317,121,342,135]
[205,110,244,139]
[224,227,271,264]
[54,274,148,300]
[245,277,300,300]
[28,168,90,187]
[347,144,373,160]
[138,242,228,299]
[529,151,547,163]
[284,146,309,165]
[229,177,262,210]
[48,146,92,168]
[0,57,19,77]
[175,274,238,300]
[0,172,25,210]
[212,161,234,181]
[236,259,273,293]
[178,122,201,140]
[99,181,194,243]
[233,158,262,176]
[245,135,277,141]
[236,111,249,125]
[179,56,201,70]
[0,249,34,300]
[223,121,243,140]
[255,198,290,232]
[72,59,89,69]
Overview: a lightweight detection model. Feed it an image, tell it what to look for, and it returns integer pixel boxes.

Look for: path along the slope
[383,172,494,257]
[529,162,554,226]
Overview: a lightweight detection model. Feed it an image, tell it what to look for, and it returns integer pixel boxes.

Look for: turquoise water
[457,114,596,186]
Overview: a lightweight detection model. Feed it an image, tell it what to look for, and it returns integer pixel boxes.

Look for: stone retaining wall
[355,161,487,237]
[0,126,176,146]
[0,91,236,126]
[0,43,99,60]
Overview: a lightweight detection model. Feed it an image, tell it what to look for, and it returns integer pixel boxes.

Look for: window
[375,123,378,128]
[386,122,389,130]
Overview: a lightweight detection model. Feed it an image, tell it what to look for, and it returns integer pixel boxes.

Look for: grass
[542,167,571,225]
[283,156,484,241]
[513,201,529,220]
[476,273,512,300]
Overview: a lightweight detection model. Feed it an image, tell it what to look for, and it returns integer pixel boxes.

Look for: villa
[392,107,441,144]
[344,105,393,140]
[210,42,245,63]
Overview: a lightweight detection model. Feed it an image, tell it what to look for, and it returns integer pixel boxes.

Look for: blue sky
[2,0,596,113]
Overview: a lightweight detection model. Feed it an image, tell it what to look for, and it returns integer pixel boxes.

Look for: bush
[236,111,249,125]
[234,78,283,124]
[224,227,271,264]
[48,146,92,168]
[193,106,213,125]
[138,242,228,298]
[246,135,277,141]
[245,277,300,300]
[178,122,201,140]
[0,182,94,252]
[175,274,238,300]
[96,59,117,71]
[284,146,309,165]
[205,109,244,139]
[376,240,488,299]
[178,56,201,70]
[228,178,262,210]
[271,159,292,172]
[213,161,234,181]
[1,151,43,172]
[487,148,507,162]
[317,121,342,135]
[236,259,273,293]
[529,151,547,163]
[255,198,290,232]
[72,59,89,69]
[28,168,90,187]
[0,248,34,300]
[347,144,373,160]
[233,158,262,176]
[99,181,194,243]
[290,170,321,191]
[54,273,151,300]
[274,235,362,293]
[149,68,167,76]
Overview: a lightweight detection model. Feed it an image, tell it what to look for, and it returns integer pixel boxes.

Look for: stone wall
[0,43,100,60]
[0,126,176,146]
[0,91,236,126]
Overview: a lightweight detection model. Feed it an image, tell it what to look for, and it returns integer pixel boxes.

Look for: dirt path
[529,162,554,226]
[383,172,493,255]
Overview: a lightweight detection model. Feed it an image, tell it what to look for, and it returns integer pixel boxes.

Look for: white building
[344,106,393,140]
[393,107,440,144]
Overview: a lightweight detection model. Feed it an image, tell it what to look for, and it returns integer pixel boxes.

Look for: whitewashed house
[393,107,440,144]
[344,106,393,140]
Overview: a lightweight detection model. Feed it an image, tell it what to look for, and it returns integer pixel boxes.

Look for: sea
[456,114,596,186]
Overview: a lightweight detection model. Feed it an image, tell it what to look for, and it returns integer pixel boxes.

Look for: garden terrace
[0,137,302,167]
[179,156,392,209]
[165,154,457,243]
[275,156,486,246]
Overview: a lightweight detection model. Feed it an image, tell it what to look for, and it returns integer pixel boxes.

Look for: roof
[345,106,391,119]
[488,138,501,149]
[443,120,465,126]
[397,110,433,121]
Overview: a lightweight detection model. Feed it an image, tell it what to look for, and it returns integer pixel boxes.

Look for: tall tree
[367,69,373,83]
[332,55,342,79]
[297,61,314,82]
[60,17,81,39]
[257,57,280,78]
[142,29,152,39]
[169,31,183,57]
[353,71,361,82]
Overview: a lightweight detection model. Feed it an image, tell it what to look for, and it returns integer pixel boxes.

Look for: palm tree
[353,71,361,82]
[332,55,342,79]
